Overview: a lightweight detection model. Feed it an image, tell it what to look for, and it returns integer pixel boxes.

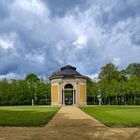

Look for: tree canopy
[87,63,140,105]
[0,74,50,106]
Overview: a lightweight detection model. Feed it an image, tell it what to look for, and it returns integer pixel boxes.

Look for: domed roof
[50,65,86,80]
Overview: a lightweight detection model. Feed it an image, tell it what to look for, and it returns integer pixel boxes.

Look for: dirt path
[0,106,140,140]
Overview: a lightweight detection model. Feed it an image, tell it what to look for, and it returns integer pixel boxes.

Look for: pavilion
[49,65,87,106]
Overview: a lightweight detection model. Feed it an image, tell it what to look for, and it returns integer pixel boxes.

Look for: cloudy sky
[0,0,140,79]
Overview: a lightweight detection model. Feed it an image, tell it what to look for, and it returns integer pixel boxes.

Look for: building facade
[49,65,87,106]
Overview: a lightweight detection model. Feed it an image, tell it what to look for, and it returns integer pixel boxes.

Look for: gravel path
[0,106,139,140]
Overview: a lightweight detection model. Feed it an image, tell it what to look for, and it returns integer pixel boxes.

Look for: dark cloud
[94,0,140,28]
[0,0,11,20]
[43,0,88,17]
[131,30,140,45]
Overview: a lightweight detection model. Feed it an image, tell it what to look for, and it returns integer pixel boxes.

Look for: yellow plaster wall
[79,84,86,103]
[51,84,59,104]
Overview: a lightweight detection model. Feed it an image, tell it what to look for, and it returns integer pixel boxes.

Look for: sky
[0,0,140,79]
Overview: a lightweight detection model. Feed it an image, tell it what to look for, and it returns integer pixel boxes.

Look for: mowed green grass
[0,106,60,126]
[80,106,140,127]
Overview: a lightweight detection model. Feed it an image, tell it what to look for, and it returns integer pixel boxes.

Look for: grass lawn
[0,106,60,126]
[80,106,140,127]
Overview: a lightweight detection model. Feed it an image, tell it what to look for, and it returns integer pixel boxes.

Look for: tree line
[87,63,140,105]
[0,74,50,106]
[0,63,140,106]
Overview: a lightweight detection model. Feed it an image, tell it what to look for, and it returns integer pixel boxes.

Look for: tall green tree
[86,77,98,105]
[99,63,120,82]
[0,79,11,106]
[25,74,40,83]
[125,63,140,79]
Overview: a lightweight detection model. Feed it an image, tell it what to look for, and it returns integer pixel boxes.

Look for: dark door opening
[65,90,73,105]
[64,84,73,105]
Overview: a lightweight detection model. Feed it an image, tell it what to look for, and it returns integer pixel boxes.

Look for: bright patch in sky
[73,35,87,49]
[0,38,13,49]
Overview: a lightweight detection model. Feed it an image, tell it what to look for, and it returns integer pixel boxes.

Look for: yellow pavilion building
[49,65,87,106]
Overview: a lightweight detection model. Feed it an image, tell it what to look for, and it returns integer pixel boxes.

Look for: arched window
[64,84,73,89]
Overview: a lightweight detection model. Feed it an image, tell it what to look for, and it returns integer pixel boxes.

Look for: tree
[25,74,40,83]
[25,74,40,105]
[35,81,51,105]
[99,63,120,82]
[125,63,140,79]
[0,79,11,106]
[86,77,98,105]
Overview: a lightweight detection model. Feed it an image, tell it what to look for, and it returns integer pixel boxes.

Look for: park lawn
[80,106,140,127]
[0,106,60,126]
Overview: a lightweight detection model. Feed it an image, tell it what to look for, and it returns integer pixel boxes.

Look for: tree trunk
[134,94,136,105]
[115,96,118,105]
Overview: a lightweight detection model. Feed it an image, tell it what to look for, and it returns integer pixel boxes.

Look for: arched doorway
[64,84,73,105]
